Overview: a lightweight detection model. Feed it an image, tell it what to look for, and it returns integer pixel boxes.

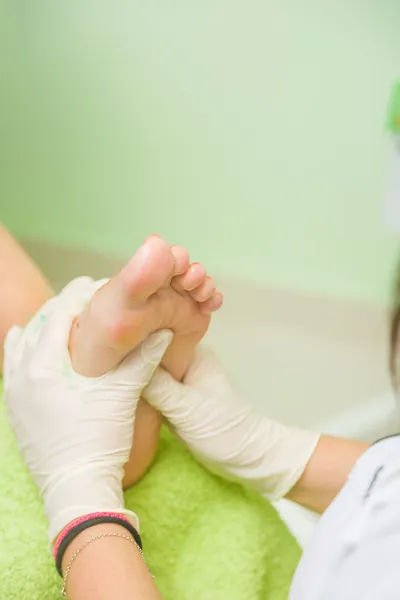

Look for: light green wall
[1,1,399,305]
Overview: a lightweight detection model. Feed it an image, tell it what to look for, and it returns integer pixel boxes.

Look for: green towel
[0,387,301,599]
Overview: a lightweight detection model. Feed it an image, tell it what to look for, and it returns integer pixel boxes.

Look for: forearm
[61,523,162,600]
[0,224,53,371]
[285,435,370,513]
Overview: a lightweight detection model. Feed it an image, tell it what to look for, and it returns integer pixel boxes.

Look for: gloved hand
[144,347,320,501]
[3,277,172,542]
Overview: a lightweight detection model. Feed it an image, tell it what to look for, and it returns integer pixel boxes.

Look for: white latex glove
[3,277,172,542]
[144,347,320,501]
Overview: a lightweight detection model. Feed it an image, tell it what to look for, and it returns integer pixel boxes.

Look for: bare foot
[68,235,223,486]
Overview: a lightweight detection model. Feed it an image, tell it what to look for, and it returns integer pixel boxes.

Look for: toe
[171,245,190,276]
[199,291,223,314]
[172,262,207,292]
[69,235,174,377]
[119,235,174,303]
[189,276,216,302]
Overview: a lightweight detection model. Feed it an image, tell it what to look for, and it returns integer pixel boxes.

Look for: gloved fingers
[3,277,96,375]
[106,329,173,387]
[57,276,102,304]
[3,325,24,388]
[29,305,76,371]
[143,345,224,413]
[31,277,108,371]
[143,365,185,411]
[141,329,174,365]
[183,345,228,387]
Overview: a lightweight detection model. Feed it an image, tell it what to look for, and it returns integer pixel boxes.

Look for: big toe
[119,235,174,304]
[69,235,174,377]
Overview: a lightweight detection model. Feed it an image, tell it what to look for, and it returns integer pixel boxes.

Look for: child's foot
[68,235,223,485]
[69,235,223,377]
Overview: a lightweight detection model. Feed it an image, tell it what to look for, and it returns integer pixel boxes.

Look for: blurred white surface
[205,279,392,430]
[384,138,400,233]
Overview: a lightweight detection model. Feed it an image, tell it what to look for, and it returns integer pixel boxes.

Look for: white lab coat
[289,436,400,599]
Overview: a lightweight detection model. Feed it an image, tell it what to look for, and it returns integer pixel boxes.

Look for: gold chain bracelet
[61,531,153,598]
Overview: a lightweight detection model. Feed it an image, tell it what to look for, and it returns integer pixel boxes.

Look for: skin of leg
[0,224,53,373]
[62,523,162,600]
[123,401,164,488]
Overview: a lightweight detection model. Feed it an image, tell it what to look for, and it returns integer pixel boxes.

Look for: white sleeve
[290,436,400,600]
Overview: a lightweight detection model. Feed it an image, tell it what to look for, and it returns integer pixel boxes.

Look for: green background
[1,1,399,305]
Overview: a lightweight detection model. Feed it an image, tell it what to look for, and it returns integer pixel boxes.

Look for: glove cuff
[45,464,137,542]
[261,428,321,502]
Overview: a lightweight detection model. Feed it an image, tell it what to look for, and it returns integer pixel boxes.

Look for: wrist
[232,418,321,503]
[260,425,321,501]
[285,435,370,513]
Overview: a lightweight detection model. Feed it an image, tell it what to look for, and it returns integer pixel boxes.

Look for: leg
[0,224,53,373]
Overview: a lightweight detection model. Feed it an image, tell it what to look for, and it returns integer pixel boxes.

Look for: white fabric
[383,138,400,233]
[290,436,400,600]
[3,277,172,542]
[144,346,320,501]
